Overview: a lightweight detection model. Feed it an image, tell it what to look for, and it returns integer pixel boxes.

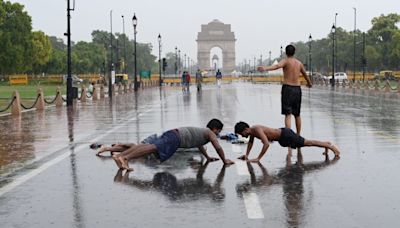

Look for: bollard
[100,85,105,99]
[336,79,340,88]
[398,80,400,94]
[124,84,127,93]
[80,86,87,102]
[129,82,133,92]
[374,80,379,91]
[365,81,369,91]
[118,83,123,94]
[11,91,21,116]
[384,80,390,93]
[55,87,64,107]
[35,88,45,111]
[356,80,361,90]
[92,86,98,100]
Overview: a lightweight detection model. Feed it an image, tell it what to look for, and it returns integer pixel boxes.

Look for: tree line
[291,13,400,74]
[1,1,399,76]
[0,0,157,76]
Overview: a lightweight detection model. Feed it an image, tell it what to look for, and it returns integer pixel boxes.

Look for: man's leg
[303,139,340,157]
[285,114,292,156]
[96,143,136,156]
[295,115,302,155]
[295,116,301,135]
[113,144,158,171]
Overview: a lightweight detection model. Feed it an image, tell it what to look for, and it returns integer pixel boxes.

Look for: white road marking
[243,192,265,219]
[0,101,161,197]
[231,144,264,219]
[0,146,77,197]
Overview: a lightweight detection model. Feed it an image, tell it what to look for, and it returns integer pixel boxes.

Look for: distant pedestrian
[88,82,95,95]
[216,69,222,88]
[181,71,187,93]
[196,69,203,91]
[186,71,191,92]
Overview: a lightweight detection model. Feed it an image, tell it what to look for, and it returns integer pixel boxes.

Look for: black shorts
[278,128,305,149]
[281,84,302,117]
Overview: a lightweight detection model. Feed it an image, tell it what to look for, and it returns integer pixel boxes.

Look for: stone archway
[196,19,236,74]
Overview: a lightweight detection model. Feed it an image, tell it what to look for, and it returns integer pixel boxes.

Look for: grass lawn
[0,83,67,112]
[0,84,66,99]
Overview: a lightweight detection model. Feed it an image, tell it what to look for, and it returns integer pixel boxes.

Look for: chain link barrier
[44,92,60,105]
[0,96,16,113]
[20,94,41,110]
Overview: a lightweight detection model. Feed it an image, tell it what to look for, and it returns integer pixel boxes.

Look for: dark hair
[234,121,250,134]
[207,118,224,130]
[285,45,295,56]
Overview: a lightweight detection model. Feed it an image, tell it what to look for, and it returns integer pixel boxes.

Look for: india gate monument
[197,19,236,74]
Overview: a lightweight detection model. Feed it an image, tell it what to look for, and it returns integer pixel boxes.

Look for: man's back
[282,57,305,86]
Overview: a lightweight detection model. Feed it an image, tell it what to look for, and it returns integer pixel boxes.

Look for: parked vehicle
[115,74,129,84]
[373,71,398,81]
[323,72,348,82]
[63,74,83,84]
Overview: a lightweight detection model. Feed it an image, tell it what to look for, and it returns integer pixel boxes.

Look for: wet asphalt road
[0,82,400,228]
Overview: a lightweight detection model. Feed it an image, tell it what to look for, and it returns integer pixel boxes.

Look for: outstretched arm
[198,146,219,162]
[238,135,254,160]
[249,128,270,163]
[208,132,234,165]
[300,64,312,87]
[258,60,286,72]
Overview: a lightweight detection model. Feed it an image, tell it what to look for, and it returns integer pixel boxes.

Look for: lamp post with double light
[132,14,138,91]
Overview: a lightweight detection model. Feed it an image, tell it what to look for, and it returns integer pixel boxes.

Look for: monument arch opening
[196,19,236,75]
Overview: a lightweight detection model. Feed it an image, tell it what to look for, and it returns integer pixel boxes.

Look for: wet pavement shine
[0,82,400,228]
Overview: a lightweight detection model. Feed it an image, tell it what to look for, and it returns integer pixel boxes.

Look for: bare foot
[112,155,123,169]
[118,156,133,171]
[328,142,340,157]
[96,146,108,156]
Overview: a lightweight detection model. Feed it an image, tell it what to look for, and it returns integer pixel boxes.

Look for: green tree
[31,30,52,73]
[72,41,105,74]
[0,0,33,74]
[368,13,400,69]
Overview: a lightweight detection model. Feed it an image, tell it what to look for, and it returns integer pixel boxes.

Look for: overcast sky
[10,0,399,64]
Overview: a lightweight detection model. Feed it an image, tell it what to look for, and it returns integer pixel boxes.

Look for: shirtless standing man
[258,45,312,156]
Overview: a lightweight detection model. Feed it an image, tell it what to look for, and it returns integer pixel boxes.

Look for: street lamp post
[184,54,187,70]
[269,51,271,65]
[335,13,338,72]
[353,7,357,82]
[158,34,162,87]
[178,49,181,74]
[280,46,283,59]
[362,32,366,82]
[122,15,127,74]
[188,57,191,74]
[132,14,138,91]
[65,0,74,106]
[109,10,114,98]
[331,24,336,87]
[308,34,312,75]
[175,47,178,77]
